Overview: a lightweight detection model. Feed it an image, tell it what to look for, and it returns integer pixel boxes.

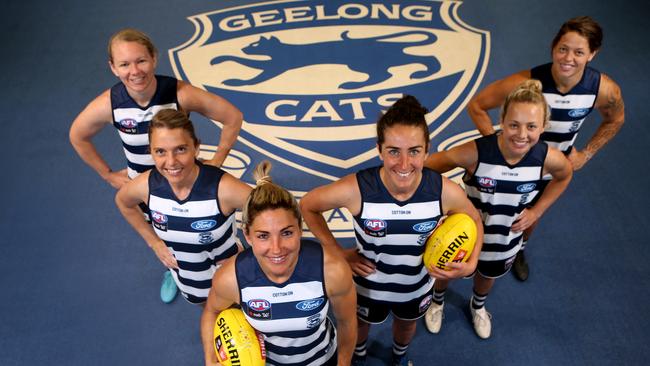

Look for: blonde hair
[108,28,157,63]
[241,161,301,234]
[500,79,550,128]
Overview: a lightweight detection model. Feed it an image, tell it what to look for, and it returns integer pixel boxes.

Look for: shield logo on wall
[170,0,489,238]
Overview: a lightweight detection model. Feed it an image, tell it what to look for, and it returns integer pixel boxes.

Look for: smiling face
[498,102,545,161]
[245,208,302,283]
[551,31,596,85]
[150,127,199,187]
[378,124,427,199]
[109,40,157,96]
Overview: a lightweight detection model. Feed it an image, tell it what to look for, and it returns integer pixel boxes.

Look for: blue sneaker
[160,271,178,303]
[392,353,413,366]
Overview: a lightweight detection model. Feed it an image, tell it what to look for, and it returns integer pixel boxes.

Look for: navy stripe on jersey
[111,75,180,178]
[464,134,547,261]
[531,63,600,153]
[236,241,336,366]
[148,162,239,303]
[352,167,441,303]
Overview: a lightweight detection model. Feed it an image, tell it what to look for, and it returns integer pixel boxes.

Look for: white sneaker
[470,303,492,339]
[424,302,444,333]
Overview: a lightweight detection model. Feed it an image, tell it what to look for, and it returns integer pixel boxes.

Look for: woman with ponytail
[200,161,357,366]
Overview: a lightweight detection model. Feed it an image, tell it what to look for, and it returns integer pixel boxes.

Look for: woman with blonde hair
[423,80,573,338]
[200,161,357,366]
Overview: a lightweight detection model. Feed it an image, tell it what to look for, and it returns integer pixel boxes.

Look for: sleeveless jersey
[111,75,179,178]
[236,241,336,366]
[464,134,548,261]
[531,62,601,154]
[352,167,442,303]
[148,162,239,303]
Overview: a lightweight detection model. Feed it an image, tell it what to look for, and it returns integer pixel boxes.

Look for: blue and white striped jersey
[352,167,442,303]
[111,75,180,178]
[531,62,601,154]
[148,162,239,303]
[464,134,548,261]
[236,241,336,366]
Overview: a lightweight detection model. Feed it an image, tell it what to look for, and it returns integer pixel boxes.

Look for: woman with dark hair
[301,95,483,366]
[467,16,624,280]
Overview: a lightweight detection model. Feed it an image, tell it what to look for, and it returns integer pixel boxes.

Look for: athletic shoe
[513,251,529,281]
[160,271,178,303]
[351,354,367,366]
[424,302,444,333]
[392,353,414,366]
[470,302,492,339]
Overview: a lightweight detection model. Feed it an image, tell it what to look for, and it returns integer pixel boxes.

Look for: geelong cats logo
[170,0,489,237]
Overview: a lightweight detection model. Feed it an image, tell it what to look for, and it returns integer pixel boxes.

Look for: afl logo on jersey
[247,299,272,320]
[413,220,437,233]
[365,219,386,231]
[568,108,589,118]
[477,176,496,188]
[364,219,387,237]
[296,298,325,312]
[119,118,137,128]
[516,183,536,193]
[151,211,168,231]
[170,0,489,184]
[151,211,167,223]
[191,219,217,231]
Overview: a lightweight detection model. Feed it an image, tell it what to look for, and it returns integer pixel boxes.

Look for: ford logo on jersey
[364,219,386,231]
[119,118,137,128]
[568,108,589,118]
[191,219,217,231]
[151,211,168,224]
[296,298,325,312]
[477,176,496,188]
[248,299,271,311]
[516,183,536,193]
[413,220,437,233]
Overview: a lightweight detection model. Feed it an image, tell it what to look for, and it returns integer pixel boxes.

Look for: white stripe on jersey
[122,147,154,166]
[479,242,522,261]
[266,322,333,365]
[177,265,217,281]
[170,270,209,300]
[266,319,330,349]
[543,93,596,109]
[356,276,433,302]
[361,201,441,220]
[466,185,540,207]
[547,119,585,134]
[241,281,325,305]
[546,137,578,152]
[483,213,519,228]
[117,129,149,146]
[474,163,542,182]
[483,230,523,247]
[356,248,424,267]
[148,196,219,217]
[172,237,237,263]
[362,266,429,285]
[154,217,235,245]
[113,103,177,122]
